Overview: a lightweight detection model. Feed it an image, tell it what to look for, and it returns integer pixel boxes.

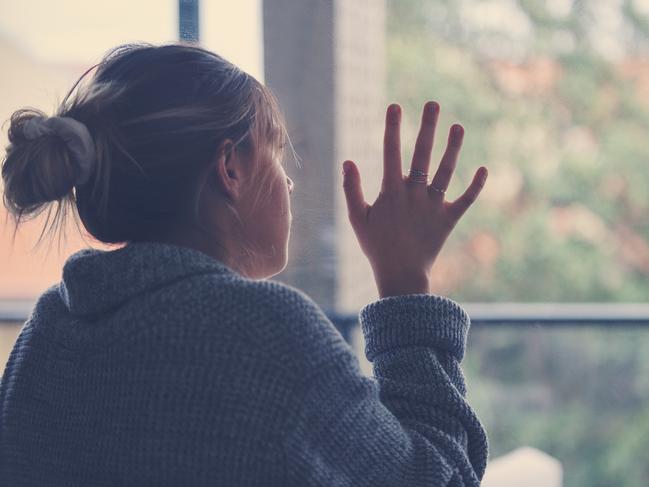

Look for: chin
[257,250,289,280]
[275,246,290,274]
[275,251,289,276]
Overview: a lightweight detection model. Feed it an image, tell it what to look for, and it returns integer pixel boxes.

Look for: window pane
[386,0,649,302]
[0,0,262,299]
[0,0,176,297]
[464,325,649,486]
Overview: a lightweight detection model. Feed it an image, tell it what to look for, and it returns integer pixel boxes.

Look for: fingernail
[343,161,352,175]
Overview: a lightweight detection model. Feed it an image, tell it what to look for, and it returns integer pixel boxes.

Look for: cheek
[277,179,291,218]
[272,170,291,215]
[257,171,290,223]
[246,163,291,228]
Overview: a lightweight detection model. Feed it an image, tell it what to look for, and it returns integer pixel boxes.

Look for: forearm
[360,293,488,476]
[283,293,488,486]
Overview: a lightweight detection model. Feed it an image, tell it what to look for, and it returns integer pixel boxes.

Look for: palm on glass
[342,101,488,298]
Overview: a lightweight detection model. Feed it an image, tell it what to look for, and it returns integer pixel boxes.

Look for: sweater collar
[58,241,239,316]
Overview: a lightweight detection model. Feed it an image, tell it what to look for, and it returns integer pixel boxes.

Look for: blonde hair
[1,42,297,253]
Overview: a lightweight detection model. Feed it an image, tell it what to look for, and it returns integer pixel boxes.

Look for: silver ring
[429,185,446,194]
[408,169,428,184]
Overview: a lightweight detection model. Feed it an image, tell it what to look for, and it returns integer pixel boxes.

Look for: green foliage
[464,327,649,486]
[386,0,649,484]
[387,0,649,303]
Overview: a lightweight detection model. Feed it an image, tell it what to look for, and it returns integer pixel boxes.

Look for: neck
[156,226,265,280]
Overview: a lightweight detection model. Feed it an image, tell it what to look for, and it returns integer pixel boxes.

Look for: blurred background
[2,1,649,485]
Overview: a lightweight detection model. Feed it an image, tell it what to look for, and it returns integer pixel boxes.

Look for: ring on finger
[408,169,428,184]
[429,185,446,194]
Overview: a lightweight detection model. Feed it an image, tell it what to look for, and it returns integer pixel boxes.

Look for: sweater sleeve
[282,294,489,487]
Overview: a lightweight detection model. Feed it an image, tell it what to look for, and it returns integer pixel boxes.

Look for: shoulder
[183,272,329,326]
[28,283,67,323]
[184,273,357,377]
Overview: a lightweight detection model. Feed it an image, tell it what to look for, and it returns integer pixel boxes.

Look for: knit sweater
[0,241,488,486]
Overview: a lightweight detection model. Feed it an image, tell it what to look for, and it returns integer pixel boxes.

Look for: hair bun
[1,109,82,217]
[22,115,96,186]
[22,115,54,139]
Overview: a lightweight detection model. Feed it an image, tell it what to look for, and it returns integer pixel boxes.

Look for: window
[378,2,649,484]
[387,0,649,304]
[2,1,649,485]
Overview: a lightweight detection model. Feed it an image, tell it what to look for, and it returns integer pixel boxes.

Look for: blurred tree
[386,1,649,484]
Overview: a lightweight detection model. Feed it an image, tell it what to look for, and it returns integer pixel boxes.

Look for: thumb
[342,160,367,226]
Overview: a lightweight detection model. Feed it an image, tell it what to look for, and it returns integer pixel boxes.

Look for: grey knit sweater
[0,241,488,486]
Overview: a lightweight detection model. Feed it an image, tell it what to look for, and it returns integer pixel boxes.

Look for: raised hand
[342,101,488,298]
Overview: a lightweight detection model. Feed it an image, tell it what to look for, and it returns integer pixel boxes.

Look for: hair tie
[23,116,97,186]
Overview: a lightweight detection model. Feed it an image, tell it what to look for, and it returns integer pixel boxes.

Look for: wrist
[374,270,431,299]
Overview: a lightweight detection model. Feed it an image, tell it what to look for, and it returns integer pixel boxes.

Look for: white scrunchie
[22,116,96,186]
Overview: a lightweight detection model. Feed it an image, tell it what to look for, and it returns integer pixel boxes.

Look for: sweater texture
[0,241,488,486]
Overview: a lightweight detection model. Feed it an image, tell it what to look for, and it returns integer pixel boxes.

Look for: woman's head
[1,42,296,279]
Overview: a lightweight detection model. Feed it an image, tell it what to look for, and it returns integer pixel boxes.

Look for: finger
[447,166,488,220]
[382,104,402,193]
[429,124,464,194]
[342,160,369,227]
[409,101,440,176]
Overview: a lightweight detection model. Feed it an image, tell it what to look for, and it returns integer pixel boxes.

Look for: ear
[212,139,244,201]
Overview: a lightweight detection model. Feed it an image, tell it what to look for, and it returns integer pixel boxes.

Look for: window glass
[464,324,649,486]
[1,2,648,484]
[0,0,262,298]
[387,0,649,302]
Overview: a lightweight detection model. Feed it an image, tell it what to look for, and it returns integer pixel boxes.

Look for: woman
[0,42,488,486]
